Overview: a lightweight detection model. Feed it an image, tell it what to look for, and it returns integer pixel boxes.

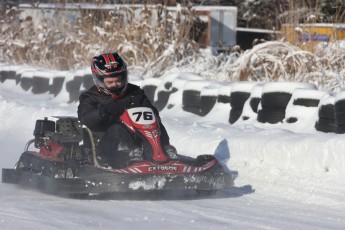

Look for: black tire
[20,77,33,91]
[50,77,65,97]
[183,90,201,107]
[200,95,217,116]
[249,97,261,113]
[318,104,335,120]
[0,70,16,82]
[257,107,286,124]
[0,70,7,83]
[32,77,50,94]
[7,70,16,80]
[66,76,84,102]
[293,98,320,107]
[230,92,250,109]
[315,118,337,133]
[15,72,22,84]
[336,125,345,134]
[183,106,201,115]
[183,90,202,115]
[217,95,230,104]
[335,111,345,126]
[335,99,345,112]
[261,92,292,109]
[229,108,243,124]
[83,74,94,90]
[335,100,345,126]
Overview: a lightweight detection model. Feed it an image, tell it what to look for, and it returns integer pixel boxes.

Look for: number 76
[132,111,153,122]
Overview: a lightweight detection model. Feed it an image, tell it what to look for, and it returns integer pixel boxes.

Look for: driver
[78,52,175,168]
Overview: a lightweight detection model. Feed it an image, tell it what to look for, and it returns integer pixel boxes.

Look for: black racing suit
[78,83,170,168]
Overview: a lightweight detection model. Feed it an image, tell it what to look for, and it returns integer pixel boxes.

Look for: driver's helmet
[91,52,128,96]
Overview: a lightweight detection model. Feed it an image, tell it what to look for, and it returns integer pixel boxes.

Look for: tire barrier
[3,63,345,134]
[182,80,211,116]
[315,94,337,133]
[229,82,258,124]
[257,82,317,124]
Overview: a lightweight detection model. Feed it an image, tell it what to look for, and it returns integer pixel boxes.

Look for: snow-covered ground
[1,72,345,230]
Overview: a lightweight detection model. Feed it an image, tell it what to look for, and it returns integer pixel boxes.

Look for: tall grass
[0,2,345,91]
[0,3,200,72]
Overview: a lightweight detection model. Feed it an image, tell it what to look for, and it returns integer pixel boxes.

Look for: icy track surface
[1,81,345,230]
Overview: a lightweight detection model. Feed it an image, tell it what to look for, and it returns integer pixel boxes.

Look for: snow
[319,93,335,106]
[1,68,345,230]
[231,81,259,93]
[183,80,211,91]
[335,91,345,102]
[282,88,327,133]
[262,82,317,93]
[217,84,232,97]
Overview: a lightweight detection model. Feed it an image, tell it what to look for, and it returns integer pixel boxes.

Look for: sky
[1,67,345,230]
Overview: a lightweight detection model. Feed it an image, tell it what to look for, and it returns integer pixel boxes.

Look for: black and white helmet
[91,52,128,96]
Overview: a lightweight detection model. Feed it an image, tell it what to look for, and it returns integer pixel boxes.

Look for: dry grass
[0,3,200,72]
[1,3,345,91]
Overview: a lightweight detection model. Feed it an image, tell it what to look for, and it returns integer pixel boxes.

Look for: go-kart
[2,107,233,197]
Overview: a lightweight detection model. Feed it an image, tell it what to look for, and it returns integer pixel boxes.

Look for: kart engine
[32,117,84,160]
